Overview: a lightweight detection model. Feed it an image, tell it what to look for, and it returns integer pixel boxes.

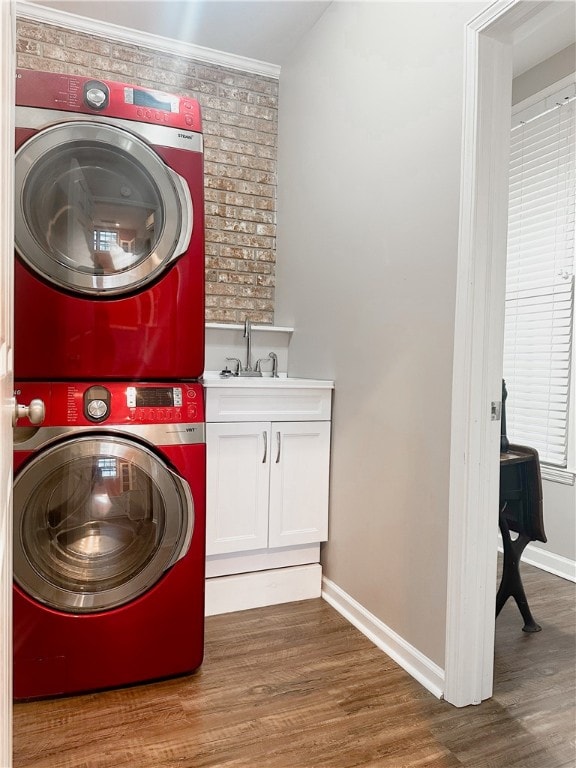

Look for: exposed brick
[204,148,239,165]
[237,261,273,274]
[238,155,276,173]
[217,272,257,286]
[16,38,41,55]
[248,92,278,109]
[216,114,277,141]
[206,256,241,271]
[66,33,113,56]
[17,55,68,73]
[238,103,277,122]
[17,21,67,45]
[256,274,275,287]
[42,43,93,67]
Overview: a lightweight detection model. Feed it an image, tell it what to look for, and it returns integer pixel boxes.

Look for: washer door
[13,435,193,613]
[14,121,192,296]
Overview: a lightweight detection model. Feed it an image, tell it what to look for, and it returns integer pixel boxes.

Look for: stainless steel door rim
[15,121,192,296]
[13,434,193,613]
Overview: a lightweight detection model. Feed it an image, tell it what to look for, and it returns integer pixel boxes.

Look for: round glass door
[13,435,193,613]
[14,122,192,296]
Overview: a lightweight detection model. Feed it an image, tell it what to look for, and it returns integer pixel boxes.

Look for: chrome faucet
[225,319,261,377]
[244,319,253,372]
[222,320,279,378]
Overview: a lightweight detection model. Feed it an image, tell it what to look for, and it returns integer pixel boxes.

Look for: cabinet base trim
[205,564,322,616]
[321,576,445,700]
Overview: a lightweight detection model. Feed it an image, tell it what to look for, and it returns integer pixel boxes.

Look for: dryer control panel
[14,381,205,427]
[16,69,202,132]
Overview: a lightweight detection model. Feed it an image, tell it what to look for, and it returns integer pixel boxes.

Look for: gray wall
[275,1,481,667]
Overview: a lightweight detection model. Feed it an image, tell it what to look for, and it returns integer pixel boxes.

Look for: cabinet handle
[262,431,268,463]
[276,431,281,463]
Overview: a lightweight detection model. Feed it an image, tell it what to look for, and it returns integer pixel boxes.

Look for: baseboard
[321,577,444,700]
[516,543,576,583]
[205,564,322,616]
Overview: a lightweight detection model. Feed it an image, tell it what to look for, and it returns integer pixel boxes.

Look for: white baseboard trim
[321,577,444,700]
[499,542,576,583]
[205,564,322,616]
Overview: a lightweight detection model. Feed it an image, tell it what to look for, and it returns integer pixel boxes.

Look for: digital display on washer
[124,87,179,113]
[126,387,182,408]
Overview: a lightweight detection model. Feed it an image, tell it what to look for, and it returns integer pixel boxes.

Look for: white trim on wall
[322,577,445,700]
[445,3,514,708]
[497,539,576,583]
[16,0,281,79]
[521,544,576,583]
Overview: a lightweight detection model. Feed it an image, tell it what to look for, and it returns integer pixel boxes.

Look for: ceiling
[24,0,333,65]
[23,0,576,72]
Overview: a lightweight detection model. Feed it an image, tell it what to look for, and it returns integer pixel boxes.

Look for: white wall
[275,1,482,667]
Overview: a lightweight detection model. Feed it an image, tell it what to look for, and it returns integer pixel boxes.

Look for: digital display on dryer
[124,87,179,113]
[126,387,183,408]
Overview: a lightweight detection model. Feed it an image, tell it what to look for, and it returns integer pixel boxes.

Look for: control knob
[87,399,108,420]
[83,80,109,111]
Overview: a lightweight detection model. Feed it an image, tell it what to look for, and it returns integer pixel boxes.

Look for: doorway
[445,0,575,707]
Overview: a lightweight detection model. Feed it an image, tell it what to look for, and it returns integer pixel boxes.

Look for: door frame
[444,0,564,707]
[0,1,15,764]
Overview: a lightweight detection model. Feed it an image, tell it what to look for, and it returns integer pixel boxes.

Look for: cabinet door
[268,421,330,548]
[206,422,270,555]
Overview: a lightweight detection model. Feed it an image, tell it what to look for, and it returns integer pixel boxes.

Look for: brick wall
[16,19,278,324]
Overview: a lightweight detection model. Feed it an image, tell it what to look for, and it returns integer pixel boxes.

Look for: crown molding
[16,1,281,80]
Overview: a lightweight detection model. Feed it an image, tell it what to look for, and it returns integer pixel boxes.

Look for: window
[93,228,118,251]
[503,82,575,471]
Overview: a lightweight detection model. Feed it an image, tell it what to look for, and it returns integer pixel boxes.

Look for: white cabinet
[206,420,330,556]
[268,421,330,548]
[206,422,269,554]
[204,379,333,615]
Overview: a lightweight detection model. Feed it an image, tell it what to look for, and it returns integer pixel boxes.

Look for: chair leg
[497,514,541,632]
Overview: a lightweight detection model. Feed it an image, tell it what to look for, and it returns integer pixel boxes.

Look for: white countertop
[202,372,334,389]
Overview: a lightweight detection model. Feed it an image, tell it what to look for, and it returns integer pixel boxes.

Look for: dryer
[14,69,205,381]
[13,380,205,699]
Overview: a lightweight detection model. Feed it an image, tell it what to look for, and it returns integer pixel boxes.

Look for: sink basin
[202,374,334,389]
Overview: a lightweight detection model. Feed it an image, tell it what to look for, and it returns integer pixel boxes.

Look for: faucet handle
[254,352,278,377]
[225,357,242,375]
[268,352,278,378]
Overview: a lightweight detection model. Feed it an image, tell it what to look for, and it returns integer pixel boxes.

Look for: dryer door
[13,435,194,613]
[14,121,192,296]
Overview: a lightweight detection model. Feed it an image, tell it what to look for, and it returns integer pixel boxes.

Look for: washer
[14,69,205,381]
[13,380,205,700]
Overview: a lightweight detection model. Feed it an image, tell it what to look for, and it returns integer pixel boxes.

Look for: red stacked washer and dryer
[12,69,206,699]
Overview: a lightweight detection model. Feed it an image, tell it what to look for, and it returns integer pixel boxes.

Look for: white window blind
[504,88,575,467]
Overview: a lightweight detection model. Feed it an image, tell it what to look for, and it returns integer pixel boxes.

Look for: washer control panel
[13,381,204,426]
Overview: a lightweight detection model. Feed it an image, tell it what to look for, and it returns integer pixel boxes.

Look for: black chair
[498,381,546,632]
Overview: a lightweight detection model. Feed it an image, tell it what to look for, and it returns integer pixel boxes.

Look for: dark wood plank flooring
[13,561,576,767]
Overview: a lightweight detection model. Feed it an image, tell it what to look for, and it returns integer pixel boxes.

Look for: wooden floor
[13,562,575,768]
